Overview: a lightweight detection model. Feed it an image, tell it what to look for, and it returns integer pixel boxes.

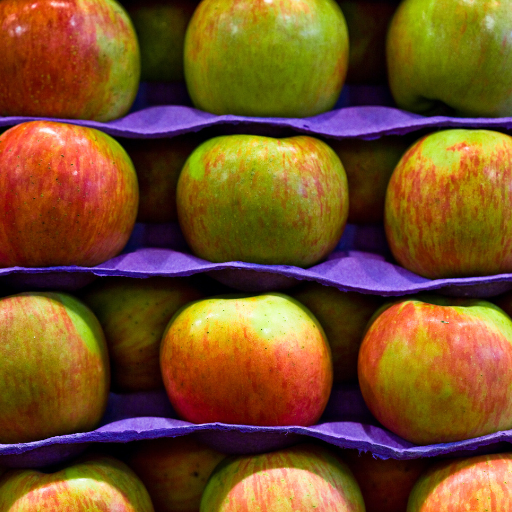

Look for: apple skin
[0,454,154,512]
[201,444,365,512]
[177,135,348,267]
[121,135,200,223]
[387,0,512,117]
[0,121,139,268]
[0,291,110,444]
[160,293,333,426]
[342,450,429,512]
[124,0,198,83]
[0,0,140,121]
[407,453,512,511]
[81,276,205,392]
[184,0,348,117]
[329,136,409,224]
[291,282,383,383]
[127,436,226,512]
[384,129,512,279]
[358,295,512,445]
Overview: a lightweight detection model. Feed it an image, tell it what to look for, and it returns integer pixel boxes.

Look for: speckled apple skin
[177,134,348,267]
[358,296,512,445]
[385,129,512,279]
[160,293,333,426]
[184,0,348,117]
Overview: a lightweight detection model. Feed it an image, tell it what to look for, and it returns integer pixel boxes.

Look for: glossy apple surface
[385,129,512,279]
[184,0,348,117]
[201,444,364,512]
[0,292,110,444]
[0,454,154,511]
[292,283,383,383]
[387,0,512,116]
[160,293,333,426]
[0,0,140,121]
[0,121,139,268]
[177,134,348,267]
[358,295,512,444]
[408,453,512,511]
[128,436,226,512]
[81,276,204,392]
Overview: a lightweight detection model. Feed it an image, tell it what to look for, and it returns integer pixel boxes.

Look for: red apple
[329,136,409,224]
[128,436,226,512]
[0,454,154,511]
[177,134,349,267]
[384,129,512,278]
[201,444,365,512]
[160,293,333,426]
[408,453,512,511]
[0,121,139,268]
[121,135,200,223]
[184,0,348,117]
[0,291,110,444]
[358,295,512,444]
[342,450,429,512]
[0,0,140,121]
[291,282,383,383]
[81,276,205,392]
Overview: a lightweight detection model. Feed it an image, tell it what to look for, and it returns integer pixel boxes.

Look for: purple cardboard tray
[1,385,512,469]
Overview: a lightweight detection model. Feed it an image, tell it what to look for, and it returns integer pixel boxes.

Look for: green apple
[184,0,349,117]
[177,134,349,267]
[387,0,512,116]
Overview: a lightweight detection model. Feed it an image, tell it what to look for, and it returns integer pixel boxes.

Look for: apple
[81,276,205,392]
[358,294,512,445]
[124,0,198,83]
[177,134,349,267]
[342,450,429,512]
[120,135,200,223]
[329,136,410,224]
[160,293,333,426]
[184,0,348,117]
[0,291,110,444]
[337,0,397,84]
[0,120,139,268]
[291,282,383,383]
[0,454,154,511]
[201,444,365,512]
[408,453,512,511]
[384,129,512,279]
[127,436,226,512]
[0,0,140,121]
[387,0,512,117]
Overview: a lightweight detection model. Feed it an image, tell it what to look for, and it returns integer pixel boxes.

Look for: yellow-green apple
[0,454,154,511]
[342,450,429,512]
[160,293,333,426]
[81,276,204,392]
[201,444,365,512]
[408,453,512,511]
[124,0,198,83]
[177,135,348,267]
[329,136,409,224]
[184,0,348,117]
[387,0,512,116]
[0,121,139,268]
[121,135,200,223]
[337,0,397,84]
[385,129,512,279]
[0,0,140,121]
[0,291,110,444]
[358,295,512,445]
[291,282,383,383]
[127,436,226,512]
